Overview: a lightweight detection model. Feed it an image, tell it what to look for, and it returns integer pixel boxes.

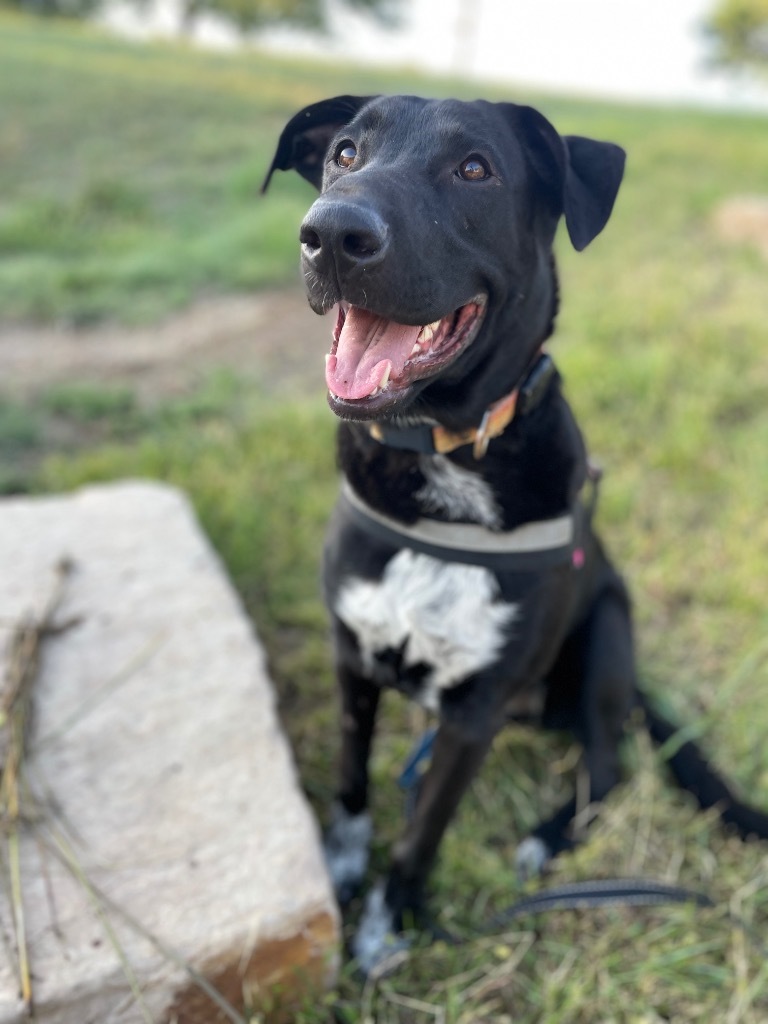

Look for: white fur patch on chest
[415,455,501,529]
[335,550,518,705]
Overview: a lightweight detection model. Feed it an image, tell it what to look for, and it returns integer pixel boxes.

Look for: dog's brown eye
[458,156,490,181]
[337,143,357,169]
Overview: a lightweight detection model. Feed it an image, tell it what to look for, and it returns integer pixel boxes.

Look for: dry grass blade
[40,825,159,1024]
[0,558,73,1018]
[35,629,166,751]
[37,822,250,1024]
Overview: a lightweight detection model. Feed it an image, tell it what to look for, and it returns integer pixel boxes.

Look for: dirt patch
[0,289,332,404]
[713,195,768,259]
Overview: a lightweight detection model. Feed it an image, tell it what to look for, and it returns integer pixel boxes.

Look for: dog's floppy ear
[560,134,626,250]
[261,95,375,193]
[514,105,626,251]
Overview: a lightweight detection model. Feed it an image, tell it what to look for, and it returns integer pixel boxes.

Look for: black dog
[263,94,768,974]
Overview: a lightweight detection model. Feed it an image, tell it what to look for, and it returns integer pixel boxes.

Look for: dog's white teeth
[408,320,443,360]
[363,363,391,398]
[418,320,440,346]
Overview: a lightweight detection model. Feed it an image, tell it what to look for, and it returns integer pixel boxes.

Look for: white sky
[260,0,768,108]
[103,0,768,109]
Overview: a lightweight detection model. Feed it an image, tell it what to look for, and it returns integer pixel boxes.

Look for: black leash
[397,730,767,954]
[487,878,768,959]
[488,877,713,928]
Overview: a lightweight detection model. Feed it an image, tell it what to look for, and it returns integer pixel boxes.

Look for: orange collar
[368,351,555,460]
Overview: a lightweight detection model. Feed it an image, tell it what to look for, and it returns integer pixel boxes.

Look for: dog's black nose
[300,199,389,275]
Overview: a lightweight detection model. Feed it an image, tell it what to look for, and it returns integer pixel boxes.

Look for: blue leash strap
[398,727,437,816]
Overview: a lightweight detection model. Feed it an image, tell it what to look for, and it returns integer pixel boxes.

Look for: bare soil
[0,289,332,404]
[713,196,768,259]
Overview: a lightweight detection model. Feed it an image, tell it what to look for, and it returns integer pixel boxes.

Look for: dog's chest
[333,458,518,710]
[335,550,518,709]
[414,454,502,528]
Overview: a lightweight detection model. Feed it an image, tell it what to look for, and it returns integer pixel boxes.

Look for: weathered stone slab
[0,481,338,1023]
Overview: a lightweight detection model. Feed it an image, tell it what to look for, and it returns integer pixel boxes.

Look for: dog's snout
[300,200,389,276]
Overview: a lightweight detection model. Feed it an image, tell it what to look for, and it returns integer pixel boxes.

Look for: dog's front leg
[324,661,381,905]
[353,718,495,975]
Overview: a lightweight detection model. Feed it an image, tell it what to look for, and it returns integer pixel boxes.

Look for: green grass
[41,382,138,421]
[4,11,768,1022]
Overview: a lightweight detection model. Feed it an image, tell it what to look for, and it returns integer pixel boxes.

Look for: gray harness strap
[340,478,580,571]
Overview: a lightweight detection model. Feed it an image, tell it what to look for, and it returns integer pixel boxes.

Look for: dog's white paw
[352,883,411,978]
[324,802,372,903]
[515,835,551,880]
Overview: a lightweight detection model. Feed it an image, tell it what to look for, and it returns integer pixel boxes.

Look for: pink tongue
[325,306,422,400]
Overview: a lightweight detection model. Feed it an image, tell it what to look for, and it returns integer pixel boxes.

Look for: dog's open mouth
[325,298,486,412]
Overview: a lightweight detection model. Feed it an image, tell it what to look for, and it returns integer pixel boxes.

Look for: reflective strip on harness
[340,478,578,571]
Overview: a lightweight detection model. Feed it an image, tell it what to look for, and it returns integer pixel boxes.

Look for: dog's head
[263,94,625,425]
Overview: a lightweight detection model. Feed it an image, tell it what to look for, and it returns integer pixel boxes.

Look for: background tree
[180,0,398,32]
[706,0,768,70]
[2,0,399,32]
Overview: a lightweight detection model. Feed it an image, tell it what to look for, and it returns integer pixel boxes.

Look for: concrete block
[0,481,339,1023]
